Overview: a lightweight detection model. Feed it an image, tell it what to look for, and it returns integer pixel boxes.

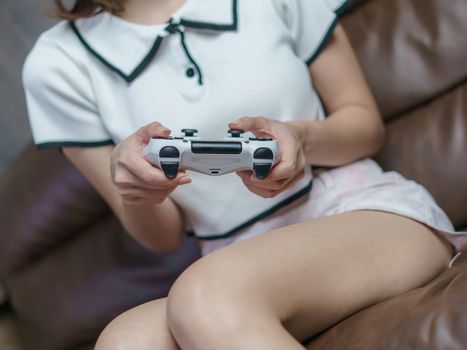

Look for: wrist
[121,197,185,253]
[286,120,324,164]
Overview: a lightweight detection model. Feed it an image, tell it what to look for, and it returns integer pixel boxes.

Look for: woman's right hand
[110,122,191,205]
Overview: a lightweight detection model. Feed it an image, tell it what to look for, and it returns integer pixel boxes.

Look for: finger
[237,173,281,198]
[246,180,287,191]
[122,196,166,206]
[123,154,190,188]
[266,148,301,180]
[228,116,272,136]
[238,166,294,189]
[136,122,171,143]
[238,171,288,191]
[278,169,305,191]
[236,170,253,178]
[117,170,190,188]
[239,181,278,199]
[117,163,186,189]
[119,187,174,199]
[118,180,192,198]
[116,158,190,189]
[241,169,304,191]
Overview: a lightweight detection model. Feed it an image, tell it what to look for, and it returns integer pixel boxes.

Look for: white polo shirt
[23,0,350,239]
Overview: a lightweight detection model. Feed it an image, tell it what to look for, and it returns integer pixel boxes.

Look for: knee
[95,313,137,350]
[166,259,261,346]
[95,304,172,350]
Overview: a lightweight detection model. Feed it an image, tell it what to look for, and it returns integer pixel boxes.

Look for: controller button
[159,146,180,158]
[161,162,179,179]
[181,129,198,137]
[228,129,244,138]
[249,137,258,141]
[185,67,195,78]
[253,163,272,179]
[254,148,274,160]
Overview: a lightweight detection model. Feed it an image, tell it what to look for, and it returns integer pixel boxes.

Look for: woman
[23,0,465,348]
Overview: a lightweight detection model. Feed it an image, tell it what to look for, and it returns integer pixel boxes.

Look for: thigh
[95,298,179,350]
[182,211,453,342]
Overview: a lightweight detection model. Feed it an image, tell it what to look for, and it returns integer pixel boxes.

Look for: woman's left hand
[228,116,307,198]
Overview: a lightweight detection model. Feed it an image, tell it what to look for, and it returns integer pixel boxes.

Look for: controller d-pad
[161,162,179,179]
[254,148,274,160]
[253,163,272,179]
[159,146,180,158]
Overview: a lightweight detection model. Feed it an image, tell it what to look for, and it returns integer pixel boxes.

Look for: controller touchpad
[191,141,242,154]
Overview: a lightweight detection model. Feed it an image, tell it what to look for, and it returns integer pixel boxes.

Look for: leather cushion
[8,218,199,350]
[375,82,467,229]
[0,146,110,275]
[307,251,467,350]
[342,0,467,119]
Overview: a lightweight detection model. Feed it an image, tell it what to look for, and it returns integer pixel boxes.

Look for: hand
[110,122,191,205]
[228,117,307,198]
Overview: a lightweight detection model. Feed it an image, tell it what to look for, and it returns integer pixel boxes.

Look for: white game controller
[143,129,280,179]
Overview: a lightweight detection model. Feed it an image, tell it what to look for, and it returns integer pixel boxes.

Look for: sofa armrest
[0,143,111,275]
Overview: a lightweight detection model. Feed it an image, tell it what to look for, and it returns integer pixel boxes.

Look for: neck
[121,0,187,25]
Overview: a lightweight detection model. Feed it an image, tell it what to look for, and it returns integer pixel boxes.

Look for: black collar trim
[335,0,352,17]
[70,0,238,83]
[70,22,164,83]
[180,0,238,31]
[36,139,115,150]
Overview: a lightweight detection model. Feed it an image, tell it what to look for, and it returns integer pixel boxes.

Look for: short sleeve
[271,0,351,65]
[23,36,114,150]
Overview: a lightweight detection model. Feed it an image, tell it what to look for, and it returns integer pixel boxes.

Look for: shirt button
[185,67,195,78]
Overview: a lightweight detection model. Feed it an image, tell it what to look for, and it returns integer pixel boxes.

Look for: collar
[71,0,238,83]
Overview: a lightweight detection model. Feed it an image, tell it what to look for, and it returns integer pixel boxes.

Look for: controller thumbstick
[181,129,198,137]
[228,129,244,138]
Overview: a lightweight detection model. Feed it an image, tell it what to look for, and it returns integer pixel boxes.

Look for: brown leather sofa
[1,0,466,349]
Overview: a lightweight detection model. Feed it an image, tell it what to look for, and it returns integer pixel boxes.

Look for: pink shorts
[201,159,466,263]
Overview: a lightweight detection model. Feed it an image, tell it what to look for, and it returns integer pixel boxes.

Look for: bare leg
[95,211,452,349]
[95,298,179,350]
[166,211,452,349]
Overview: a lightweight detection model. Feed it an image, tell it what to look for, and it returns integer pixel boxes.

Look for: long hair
[54,0,124,20]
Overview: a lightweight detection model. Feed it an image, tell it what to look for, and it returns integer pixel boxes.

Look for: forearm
[289,105,385,167]
[119,197,185,253]
[63,145,185,253]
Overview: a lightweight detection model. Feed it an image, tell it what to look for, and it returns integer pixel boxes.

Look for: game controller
[143,129,280,179]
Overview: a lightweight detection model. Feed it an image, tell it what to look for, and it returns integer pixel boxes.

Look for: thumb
[228,116,270,134]
[137,122,171,143]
